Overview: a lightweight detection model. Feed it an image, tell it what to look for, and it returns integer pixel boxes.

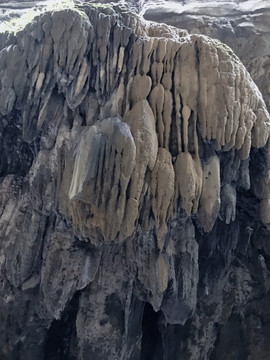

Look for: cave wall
[0,2,270,359]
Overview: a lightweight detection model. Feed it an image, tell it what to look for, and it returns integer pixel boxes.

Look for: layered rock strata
[0,3,270,359]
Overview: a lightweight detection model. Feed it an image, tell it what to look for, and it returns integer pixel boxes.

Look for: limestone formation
[0,2,270,360]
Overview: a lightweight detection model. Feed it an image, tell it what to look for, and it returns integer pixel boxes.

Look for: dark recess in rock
[141,303,163,360]
[44,291,80,360]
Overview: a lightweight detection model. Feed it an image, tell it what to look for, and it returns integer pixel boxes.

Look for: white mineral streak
[74,58,89,96]
[35,72,45,92]
[69,125,102,201]
[157,254,169,293]
[151,148,175,249]
[175,152,202,216]
[117,46,125,73]
[198,155,221,232]
[220,184,236,224]
[122,100,158,238]
[149,83,165,146]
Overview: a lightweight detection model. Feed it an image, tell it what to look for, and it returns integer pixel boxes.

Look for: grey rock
[0,2,270,360]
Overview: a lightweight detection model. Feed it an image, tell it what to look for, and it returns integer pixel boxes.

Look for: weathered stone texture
[0,2,270,359]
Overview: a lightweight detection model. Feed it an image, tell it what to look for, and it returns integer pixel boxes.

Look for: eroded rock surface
[0,3,270,360]
[142,0,270,112]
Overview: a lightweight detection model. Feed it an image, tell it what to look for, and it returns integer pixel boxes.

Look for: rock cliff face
[1,2,270,360]
[143,0,270,112]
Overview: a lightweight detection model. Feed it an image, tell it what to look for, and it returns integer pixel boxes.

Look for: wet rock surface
[0,2,270,360]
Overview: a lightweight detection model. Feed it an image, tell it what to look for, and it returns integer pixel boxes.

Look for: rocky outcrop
[1,2,270,360]
[143,0,270,113]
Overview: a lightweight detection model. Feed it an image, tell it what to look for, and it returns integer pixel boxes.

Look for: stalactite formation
[1,3,270,359]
